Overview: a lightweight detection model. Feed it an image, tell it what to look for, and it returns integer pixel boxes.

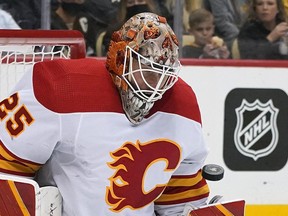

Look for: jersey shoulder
[150,78,202,124]
[33,58,122,113]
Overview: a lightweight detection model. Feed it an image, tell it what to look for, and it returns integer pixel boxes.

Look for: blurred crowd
[182,0,288,60]
[0,0,288,60]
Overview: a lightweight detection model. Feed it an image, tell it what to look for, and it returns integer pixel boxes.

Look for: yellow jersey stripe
[0,159,40,174]
[168,172,202,187]
[0,144,15,161]
[0,142,42,175]
[156,184,209,202]
[0,141,41,165]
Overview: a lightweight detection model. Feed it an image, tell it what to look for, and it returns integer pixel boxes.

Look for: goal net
[0,29,86,100]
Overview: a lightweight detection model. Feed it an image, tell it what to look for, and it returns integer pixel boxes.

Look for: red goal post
[0,29,86,100]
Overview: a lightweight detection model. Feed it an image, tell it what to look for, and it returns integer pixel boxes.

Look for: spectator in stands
[282,0,288,14]
[0,0,41,29]
[164,0,202,33]
[53,0,120,56]
[102,0,162,55]
[203,0,249,47]
[183,0,203,33]
[51,0,85,30]
[51,0,100,54]
[0,8,21,29]
[73,0,120,56]
[82,0,120,26]
[238,0,288,59]
[182,8,230,59]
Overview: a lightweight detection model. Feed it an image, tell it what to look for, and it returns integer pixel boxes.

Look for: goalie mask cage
[0,29,86,100]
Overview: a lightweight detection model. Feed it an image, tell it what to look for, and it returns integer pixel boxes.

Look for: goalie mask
[106,12,181,125]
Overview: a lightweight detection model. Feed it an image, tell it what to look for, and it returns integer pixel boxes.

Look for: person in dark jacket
[238,0,288,59]
[0,0,41,29]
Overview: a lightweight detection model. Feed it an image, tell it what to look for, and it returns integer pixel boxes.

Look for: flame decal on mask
[106,139,181,212]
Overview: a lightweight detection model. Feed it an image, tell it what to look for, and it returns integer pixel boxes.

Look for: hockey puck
[202,164,224,181]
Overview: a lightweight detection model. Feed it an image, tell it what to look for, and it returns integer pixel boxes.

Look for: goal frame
[0,29,86,59]
[0,29,87,100]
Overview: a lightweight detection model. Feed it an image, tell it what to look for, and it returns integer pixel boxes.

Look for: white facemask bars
[122,46,181,103]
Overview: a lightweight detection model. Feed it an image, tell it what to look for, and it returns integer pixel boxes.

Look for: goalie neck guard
[106,12,181,125]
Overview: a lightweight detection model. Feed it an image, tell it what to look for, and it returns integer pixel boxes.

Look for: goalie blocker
[182,199,245,216]
[0,175,62,216]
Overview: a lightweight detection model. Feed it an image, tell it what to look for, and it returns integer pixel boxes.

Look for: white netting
[0,29,86,101]
[1,45,71,100]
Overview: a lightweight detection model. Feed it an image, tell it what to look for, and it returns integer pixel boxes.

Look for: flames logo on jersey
[106,139,181,212]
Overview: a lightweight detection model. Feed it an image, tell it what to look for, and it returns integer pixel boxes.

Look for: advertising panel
[180,60,288,215]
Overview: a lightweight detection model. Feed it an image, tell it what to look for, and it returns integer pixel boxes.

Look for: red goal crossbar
[0,29,86,59]
[0,29,86,100]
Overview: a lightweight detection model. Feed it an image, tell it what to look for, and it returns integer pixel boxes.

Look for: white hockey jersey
[0,58,209,215]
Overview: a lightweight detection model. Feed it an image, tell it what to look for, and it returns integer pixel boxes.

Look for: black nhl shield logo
[224,88,288,171]
[234,99,279,161]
